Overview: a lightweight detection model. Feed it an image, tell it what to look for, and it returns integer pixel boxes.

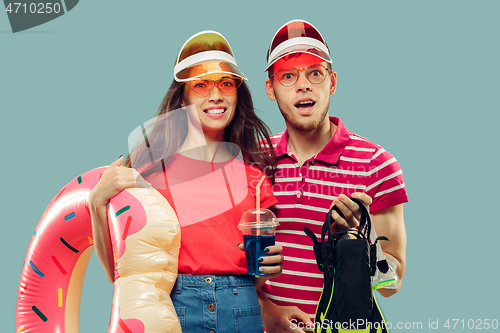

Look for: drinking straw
[255,176,266,223]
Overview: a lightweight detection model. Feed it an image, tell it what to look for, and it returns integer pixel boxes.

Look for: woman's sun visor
[173,31,247,82]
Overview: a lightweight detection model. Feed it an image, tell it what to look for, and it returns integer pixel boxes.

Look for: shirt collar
[316,117,350,164]
[274,116,350,165]
[273,129,290,157]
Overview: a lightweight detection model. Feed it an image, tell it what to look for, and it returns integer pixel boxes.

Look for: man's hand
[258,289,314,333]
[330,193,407,296]
[329,192,372,233]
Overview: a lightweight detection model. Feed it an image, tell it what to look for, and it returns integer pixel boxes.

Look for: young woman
[89,31,282,333]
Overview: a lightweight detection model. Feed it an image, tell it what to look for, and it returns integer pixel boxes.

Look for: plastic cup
[238,208,279,276]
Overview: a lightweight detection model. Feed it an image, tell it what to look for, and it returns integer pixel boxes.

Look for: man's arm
[330,194,407,296]
[259,195,406,331]
[371,203,406,297]
[236,244,308,332]
[257,289,313,333]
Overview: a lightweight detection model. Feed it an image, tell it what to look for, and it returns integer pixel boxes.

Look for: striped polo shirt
[261,116,408,320]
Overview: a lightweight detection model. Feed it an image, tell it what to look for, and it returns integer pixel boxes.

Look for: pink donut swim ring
[15,167,182,333]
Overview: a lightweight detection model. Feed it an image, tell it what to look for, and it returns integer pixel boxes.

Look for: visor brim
[175,61,248,82]
[264,45,332,72]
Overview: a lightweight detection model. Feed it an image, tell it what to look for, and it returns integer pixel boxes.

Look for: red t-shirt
[146,153,277,275]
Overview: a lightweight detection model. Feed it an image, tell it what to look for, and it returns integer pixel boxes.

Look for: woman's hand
[89,156,149,208]
[257,244,283,275]
[238,243,284,289]
[254,244,283,288]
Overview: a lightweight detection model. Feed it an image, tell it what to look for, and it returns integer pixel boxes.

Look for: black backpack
[303,198,390,332]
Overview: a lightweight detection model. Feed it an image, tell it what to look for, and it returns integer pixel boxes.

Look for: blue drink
[243,234,276,275]
[238,208,279,276]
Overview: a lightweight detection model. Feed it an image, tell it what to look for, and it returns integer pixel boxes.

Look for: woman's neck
[179,141,232,163]
[178,115,231,162]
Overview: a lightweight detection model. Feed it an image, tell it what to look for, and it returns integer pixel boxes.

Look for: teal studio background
[2,1,499,331]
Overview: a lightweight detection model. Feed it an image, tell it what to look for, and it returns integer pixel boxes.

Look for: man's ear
[330,71,337,96]
[265,78,276,101]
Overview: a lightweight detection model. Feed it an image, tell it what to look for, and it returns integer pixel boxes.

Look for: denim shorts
[170,274,264,333]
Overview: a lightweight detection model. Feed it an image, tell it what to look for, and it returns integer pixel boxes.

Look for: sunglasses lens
[187,80,213,96]
[186,78,242,96]
[306,65,328,84]
[217,78,241,94]
[276,68,299,86]
[276,65,328,87]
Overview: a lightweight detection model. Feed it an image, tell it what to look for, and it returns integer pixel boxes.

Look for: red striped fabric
[262,117,408,319]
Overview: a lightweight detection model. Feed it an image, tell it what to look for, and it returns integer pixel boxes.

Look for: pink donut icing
[15,167,181,333]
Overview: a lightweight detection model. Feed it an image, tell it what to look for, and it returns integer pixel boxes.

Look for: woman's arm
[89,198,115,283]
[88,156,149,283]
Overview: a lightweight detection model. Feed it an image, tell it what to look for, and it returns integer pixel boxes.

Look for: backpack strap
[305,198,390,277]
[303,226,324,272]
[350,197,371,239]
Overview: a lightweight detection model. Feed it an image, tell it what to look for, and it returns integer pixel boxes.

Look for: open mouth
[294,100,316,109]
[203,108,227,115]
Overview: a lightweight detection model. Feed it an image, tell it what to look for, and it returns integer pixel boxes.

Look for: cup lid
[238,208,278,229]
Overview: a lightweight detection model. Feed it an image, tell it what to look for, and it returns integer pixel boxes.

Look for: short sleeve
[365,147,409,213]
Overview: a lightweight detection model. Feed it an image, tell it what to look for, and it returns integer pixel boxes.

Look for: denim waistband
[173,274,254,294]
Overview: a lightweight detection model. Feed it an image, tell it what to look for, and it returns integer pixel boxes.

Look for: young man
[258,20,409,332]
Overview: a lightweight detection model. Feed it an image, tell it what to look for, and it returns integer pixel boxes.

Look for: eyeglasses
[270,64,330,87]
[185,78,242,96]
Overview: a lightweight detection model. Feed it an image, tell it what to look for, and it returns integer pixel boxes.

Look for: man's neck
[286,117,337,166]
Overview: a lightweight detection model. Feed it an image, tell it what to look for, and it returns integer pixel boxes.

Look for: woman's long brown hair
[124,42,276,181]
